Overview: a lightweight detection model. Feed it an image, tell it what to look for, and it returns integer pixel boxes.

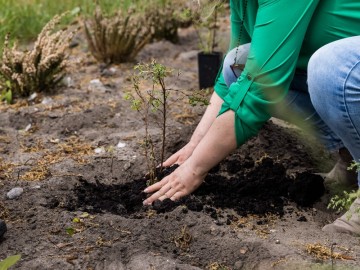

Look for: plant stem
[159,76,167,173]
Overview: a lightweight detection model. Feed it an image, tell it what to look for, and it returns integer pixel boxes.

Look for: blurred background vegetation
[0,0,149,50]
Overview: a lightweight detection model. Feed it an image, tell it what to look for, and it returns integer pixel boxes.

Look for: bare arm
[163,91,224,166]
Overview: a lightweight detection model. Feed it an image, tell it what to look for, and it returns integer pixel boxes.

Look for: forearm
[189,91,224,146]
[188,110,237,175]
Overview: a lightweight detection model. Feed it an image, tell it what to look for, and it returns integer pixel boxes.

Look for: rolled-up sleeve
[217,0,319,146]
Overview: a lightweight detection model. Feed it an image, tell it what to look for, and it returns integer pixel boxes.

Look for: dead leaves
[17,136,93,181]
[172,225,192,251]
[305,243,355,261]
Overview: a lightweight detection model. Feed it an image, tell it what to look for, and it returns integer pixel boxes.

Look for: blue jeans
[223,44,343,151]
[308,36,360,186]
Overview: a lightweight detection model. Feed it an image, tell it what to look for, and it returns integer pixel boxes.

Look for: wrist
[188,136,201,148]
[184,157,209,178]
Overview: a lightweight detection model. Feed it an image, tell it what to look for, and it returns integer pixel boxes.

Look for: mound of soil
[64,157,325,220]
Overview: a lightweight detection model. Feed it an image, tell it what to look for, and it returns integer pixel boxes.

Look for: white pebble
[7,187,24,199]
[117,142,126,148]
[41,97,53,105]
[28,93,38,101]
[24,124,32,132]
[94,147,105,154]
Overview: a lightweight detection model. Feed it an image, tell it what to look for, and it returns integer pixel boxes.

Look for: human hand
[162,141,197,167]
[143,160,206,205]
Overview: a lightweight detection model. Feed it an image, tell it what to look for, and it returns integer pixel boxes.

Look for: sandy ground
[1,18,360,270]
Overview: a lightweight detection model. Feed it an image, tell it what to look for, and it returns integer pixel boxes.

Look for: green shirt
[214,0,360,146]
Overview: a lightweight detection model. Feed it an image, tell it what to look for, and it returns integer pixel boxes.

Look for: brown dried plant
[172,225,192,251]
[83,6,152,64]
[0,13,76,98]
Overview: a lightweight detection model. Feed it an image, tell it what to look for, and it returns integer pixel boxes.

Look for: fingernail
[144,188,149,193]
[143,200,150,206]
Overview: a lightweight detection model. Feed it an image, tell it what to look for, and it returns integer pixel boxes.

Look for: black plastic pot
[197,51,223,89]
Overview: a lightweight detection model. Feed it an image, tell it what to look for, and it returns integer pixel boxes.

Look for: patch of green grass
[0,0,141,51]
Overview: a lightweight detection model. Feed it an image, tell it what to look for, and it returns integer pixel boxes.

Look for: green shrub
[124,60,172,184]
[328,189,360,212]
[125,60,210,184]
[146,0,192,43]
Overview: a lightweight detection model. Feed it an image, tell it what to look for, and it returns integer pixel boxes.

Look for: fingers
[144,178,168,193]
[143,159,205,206]
[162,153,179,167]
[144,181,176,205]
[158,186,177,201]
[170,191,186,201]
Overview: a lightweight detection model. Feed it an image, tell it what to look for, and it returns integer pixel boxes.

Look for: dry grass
[0,135,11,144]
[0,99,29,111]
[1,136,93,181]
[305,243,355,261]
[229,213,278,239]
[206,262,232,270]
[19,136,93,181]
[0,201,9,219]
[20,139,45,153]
[0,157,16,180]
[172,225,192,251]
[0,13,77,98]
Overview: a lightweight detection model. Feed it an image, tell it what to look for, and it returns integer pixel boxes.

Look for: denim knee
[307,43,335,116]
[222,43,250,87]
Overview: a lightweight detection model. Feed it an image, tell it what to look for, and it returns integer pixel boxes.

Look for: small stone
[123,162,131,170]
[94,147,105,154]
[63,76,74,87]
[0,220,7,238]
[275,239,280,244]
[50,138,60,144]
[28,93,38,101]
[101,67,117,77]
[24,124,32,132]
[41,97,53,105]
[88,79,107,93]
[239,247,248,254]
[117,142,126,148]
[7,187,24,199]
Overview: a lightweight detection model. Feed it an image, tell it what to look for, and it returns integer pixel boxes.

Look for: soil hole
[63,157,325,219]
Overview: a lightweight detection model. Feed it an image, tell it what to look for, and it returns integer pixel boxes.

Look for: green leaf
[4,90,12,104]
[71,7,81,16]
[5,81,11,88]
[0,254,21,270]
[65,227,75,236]
[72,217,80,223]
